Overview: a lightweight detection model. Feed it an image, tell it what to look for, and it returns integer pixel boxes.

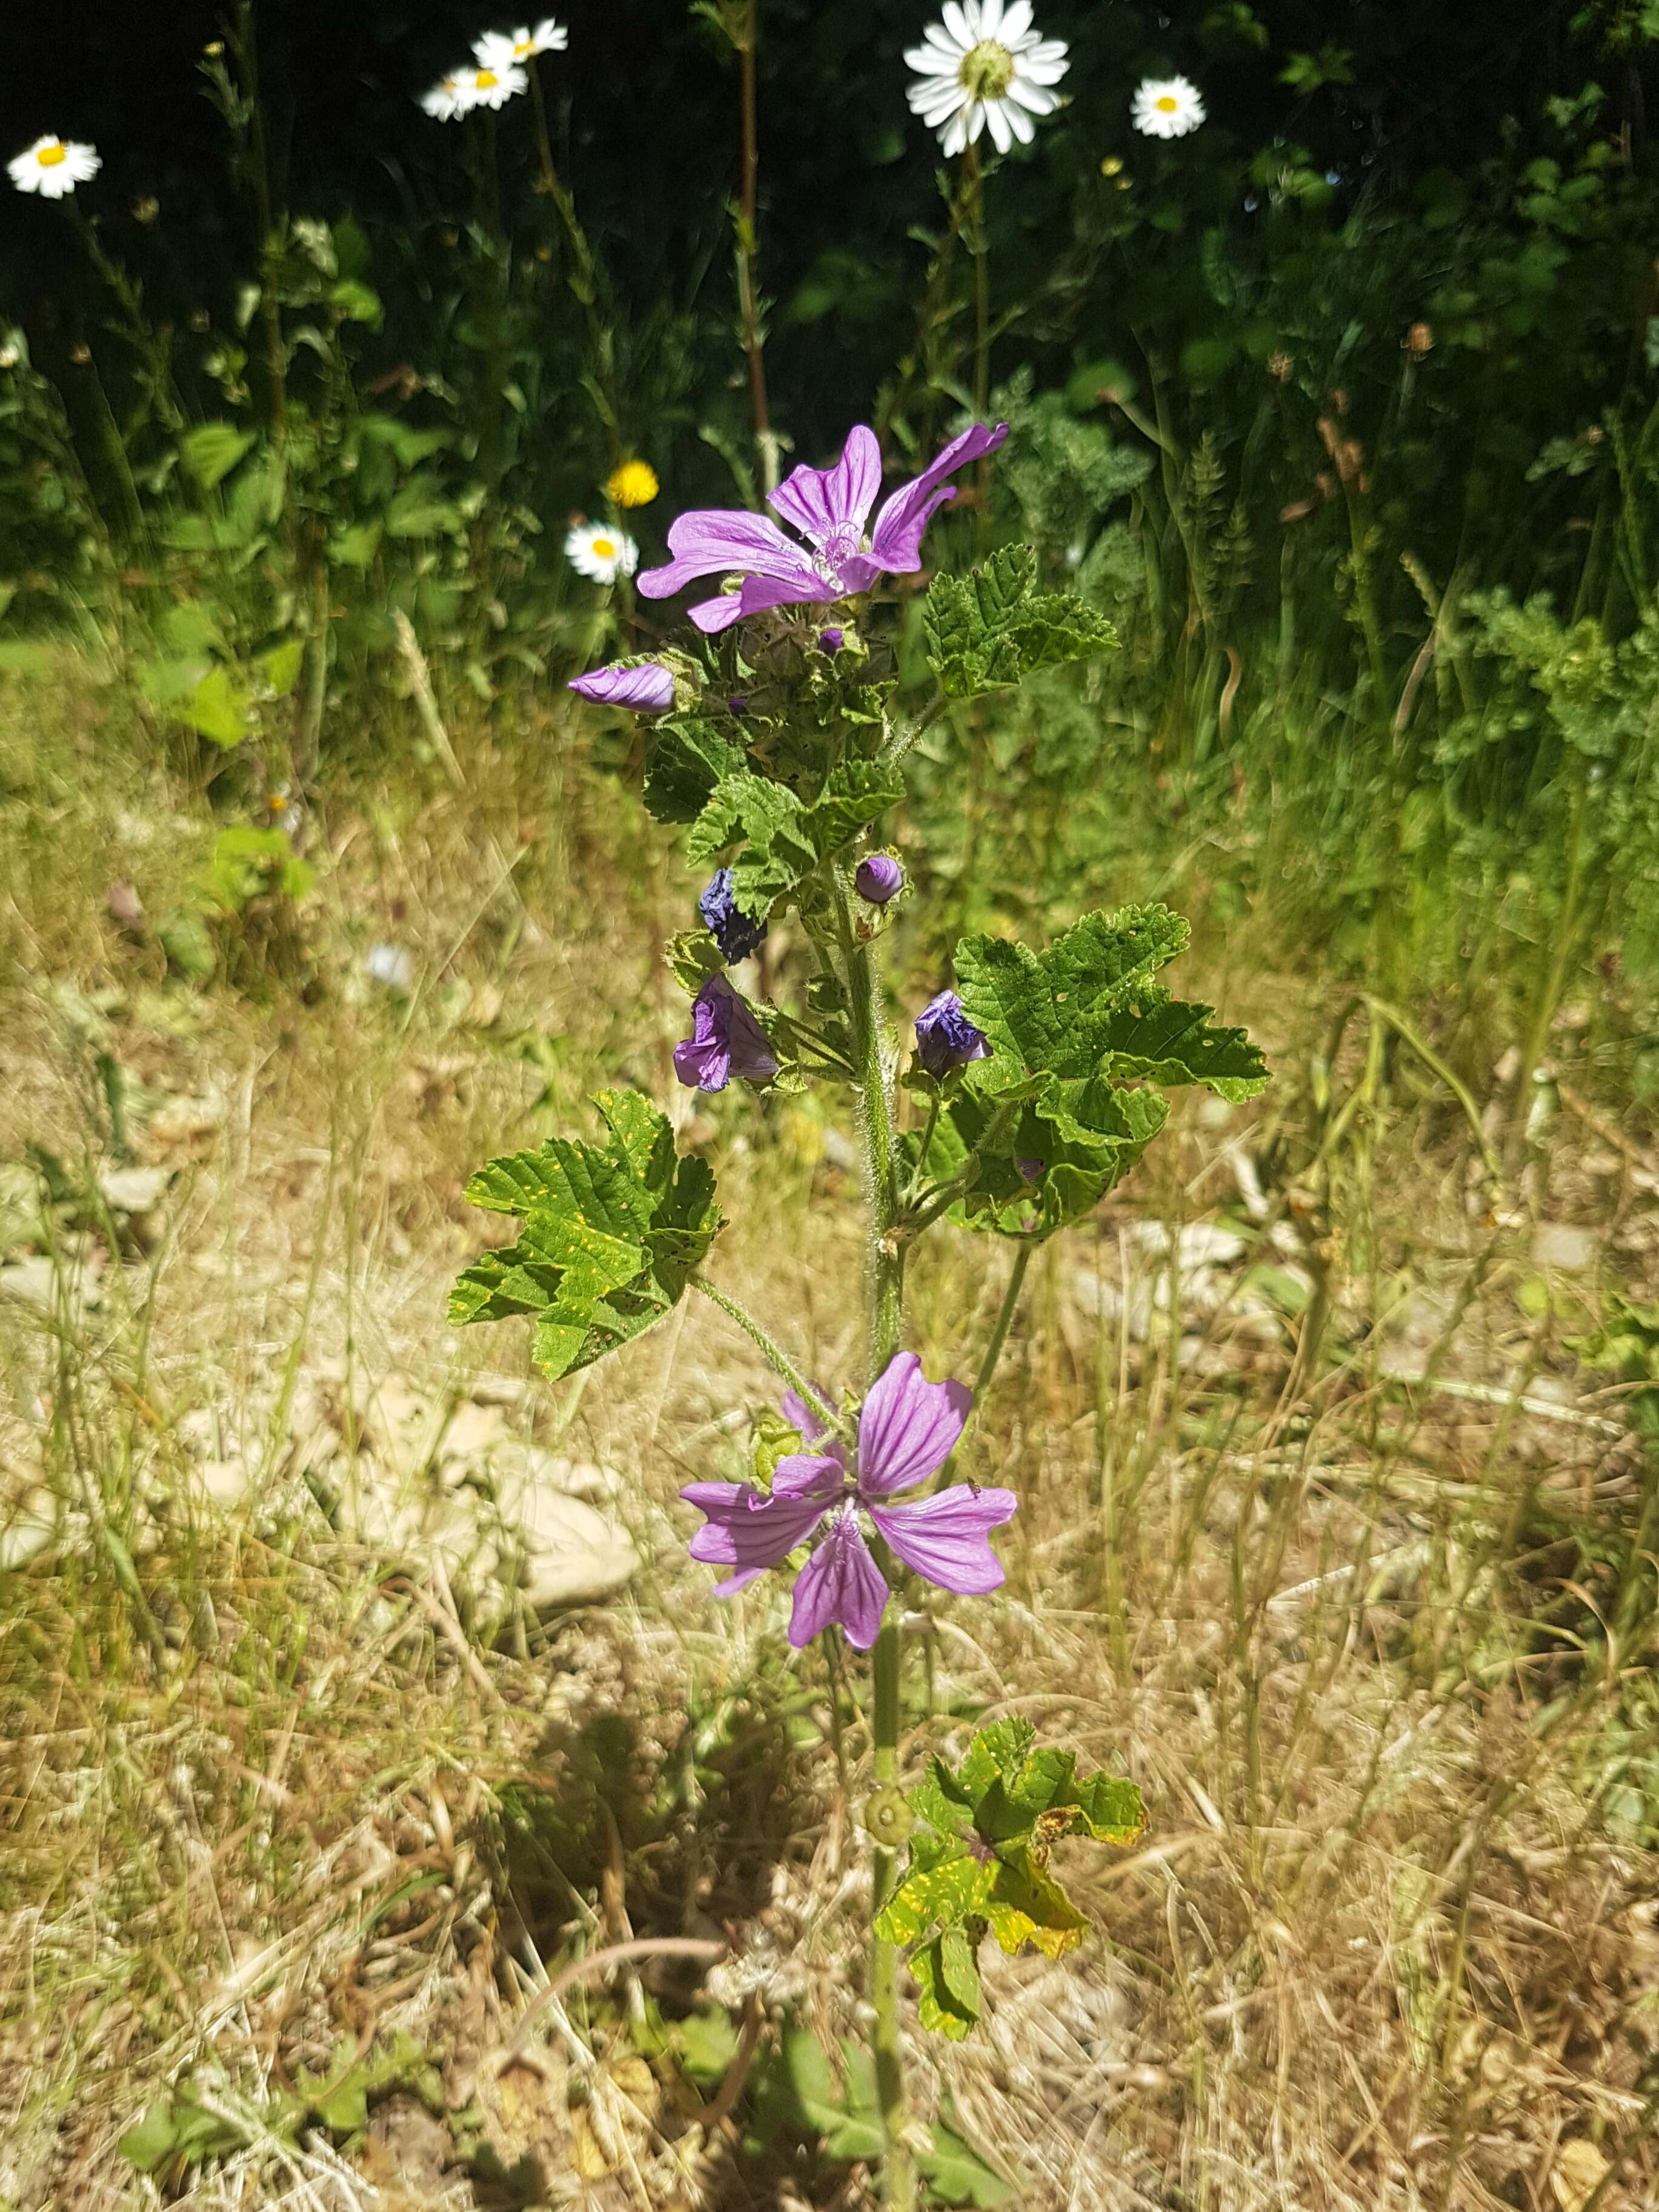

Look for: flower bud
[914,990,990,1079]
[856,854,904,905]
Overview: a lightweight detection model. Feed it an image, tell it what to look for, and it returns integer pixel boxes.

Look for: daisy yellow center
[1155,95,1179,112]
[514,36,534,52]
[591,537,616,559]
[476,70,499,88]
[960,39,1016,103]
[38,144,67,168]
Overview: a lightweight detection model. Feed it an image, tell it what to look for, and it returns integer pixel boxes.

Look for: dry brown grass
[2,662,1657,2210]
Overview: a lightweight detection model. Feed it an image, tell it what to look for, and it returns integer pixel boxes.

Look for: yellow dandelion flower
[607,460,660,509]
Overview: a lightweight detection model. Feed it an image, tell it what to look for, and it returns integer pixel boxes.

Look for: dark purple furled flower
[638,420,1009,634]
[726,694,749,717]
[673,976,779,1092]
[1016,1157,1045,1183]
[568,660,676,712]
[914,990,991,1080]
[680,1353,1016,1649]
[855,854,904,905]
[818,626,845,655]
[699,868,768,963]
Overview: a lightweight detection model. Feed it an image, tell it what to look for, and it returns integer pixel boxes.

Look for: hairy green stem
[972,1243,1031,1401]
[835,864,912,2211]
[690,1277,845,1438]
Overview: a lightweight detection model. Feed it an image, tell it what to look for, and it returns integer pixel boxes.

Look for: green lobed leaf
[683,760,904,922]
[923,543,1118,699]
[873,1840,996,1945]
[911,1928,983,2042]
[954,905,1191,1088]
[642,717,746,825]
[451,1089,722,1381]
[982,1850,1091,1960]
[920,2114,1014,2207]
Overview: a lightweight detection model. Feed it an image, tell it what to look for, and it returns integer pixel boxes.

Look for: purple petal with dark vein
[868,1484,1017,1595]
[866,422,1009,573]
[680,1481,830,1578]
[788,1509,891,1649]
[637,508,819,600]
[768,425,882,550]
[568,661,675,712]
[688,592,751,634]
[854,1350,974,1498]
[769,1452,847,1502]
[781,1387,831,1442]
[737,571,839,617]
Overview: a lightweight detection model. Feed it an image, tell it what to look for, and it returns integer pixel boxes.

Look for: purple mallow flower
[1016,1157,1045,1183]
[673,975,779,1092]
[699,868,768,963]
[568,660,676,713]
[819,626,845,655]
[856,854,904,905]
[680,1352,1016,1649]
[914,990,991,1080]
[638,419,1009,634]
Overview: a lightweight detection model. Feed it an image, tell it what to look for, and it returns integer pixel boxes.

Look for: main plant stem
[735,0,779,493]
[835,868,913,2212]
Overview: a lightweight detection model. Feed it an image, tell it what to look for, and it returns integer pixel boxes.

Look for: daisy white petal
[565,520,639,584]
[1132,75,1206,140]
[8,135,100,199]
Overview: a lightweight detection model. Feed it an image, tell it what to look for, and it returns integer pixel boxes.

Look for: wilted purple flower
[1016,1156,1045,1183]
[638,420,1009,634]
[680,1352,1016,1649]
[673,975,779,1092]
[818,626,845,655]
[699,868,768,963]
[855,853,904,905]
[569,660,676,713]
[726,694,749,717]
[915,990,991,1079]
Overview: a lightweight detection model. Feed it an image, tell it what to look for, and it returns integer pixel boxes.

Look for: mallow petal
[688,591,751,634]
[868,422,1009,573]
[868,1484,1017,1596]
[855,1350,973,1496]
[569,661,676,712]
[769,424,883,550]
[638,507,821,599]
[781,1387,832,1441]
[788,1508,890,1649]
[770,1451,848,1502]
[680,1481,831,1581]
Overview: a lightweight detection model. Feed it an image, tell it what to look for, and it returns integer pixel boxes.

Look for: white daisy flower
[420,71,481,121]
[905,0,1069,159]
[459,60,530,111]
[8,136,101,201]
[474,19,568,68]
[565,521,639,585]
[1132,76,1206,140]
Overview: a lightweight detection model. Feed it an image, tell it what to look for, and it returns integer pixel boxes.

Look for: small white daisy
[474,18,568,68]
[905,0,1069,159]
[565,521,639,585]
[1131,76,1206,141]
[8,136,101,201]
[459,60,529,110]
[420,71,481,121]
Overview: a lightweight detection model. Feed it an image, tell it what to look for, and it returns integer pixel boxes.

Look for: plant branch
[690,1277,845,1437]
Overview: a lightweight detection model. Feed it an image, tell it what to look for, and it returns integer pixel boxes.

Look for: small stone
[505,1490,640,1609]
[98,1166,171,1216]
[1532,1223,1597,1273]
